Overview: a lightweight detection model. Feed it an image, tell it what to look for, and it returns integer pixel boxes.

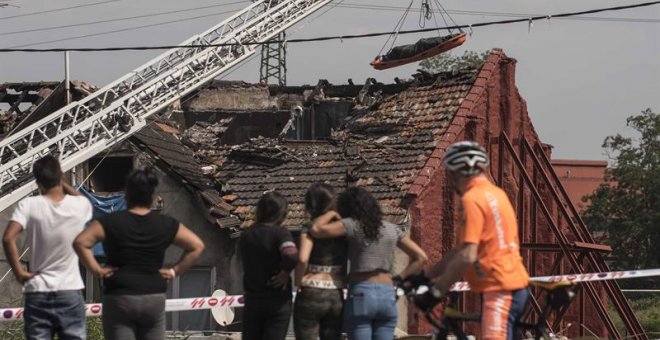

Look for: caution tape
[1,268,659,322]
[0,294,242,322]
[447,268,660,292]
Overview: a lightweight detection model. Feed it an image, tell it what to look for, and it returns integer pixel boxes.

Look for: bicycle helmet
[442,141,489,176]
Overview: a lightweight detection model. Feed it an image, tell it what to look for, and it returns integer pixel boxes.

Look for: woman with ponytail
[74,167,205,340]
[293,183,347,340]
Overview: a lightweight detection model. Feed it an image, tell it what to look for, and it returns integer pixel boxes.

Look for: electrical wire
[286,0,345,37]
[1,0,659,52]
[3,8,243,49]
[0,0,120,21]
[0,1,248,36]
[336,3,660,23]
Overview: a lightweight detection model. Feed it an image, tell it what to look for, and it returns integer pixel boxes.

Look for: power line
[1,0,659,52]
[0,1,248,36]
[336,3,660,24]
[4,8,243,49]
[0,0,120,21]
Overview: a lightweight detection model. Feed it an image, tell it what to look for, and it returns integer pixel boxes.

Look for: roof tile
[137,63,489,229]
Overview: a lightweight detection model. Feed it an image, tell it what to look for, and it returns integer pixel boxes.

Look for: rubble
[134,69,479,230]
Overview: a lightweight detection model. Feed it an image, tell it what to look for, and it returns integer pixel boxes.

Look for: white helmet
[442,141,489,176]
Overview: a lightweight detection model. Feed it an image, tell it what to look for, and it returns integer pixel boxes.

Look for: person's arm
[160,224,205,280]
[62,181,81,196]
[396,236,428,279]
[2,222,35,283]
[425,247,459,278]
[433,243,478,293]
[309,211,345,238]
[433,196,484,293]
[294,231,314,287]
[269,228,299,289]
[73,221,114,278]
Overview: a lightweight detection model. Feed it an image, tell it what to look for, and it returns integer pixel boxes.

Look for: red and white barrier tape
[1,268,659,322]
[447,268,660,292]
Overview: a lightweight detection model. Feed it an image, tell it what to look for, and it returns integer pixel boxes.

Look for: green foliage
[582,109,660,274]
[0,321,24,340]
[419,50,490,73]
[0,318,105,339]
[609,295,660,335]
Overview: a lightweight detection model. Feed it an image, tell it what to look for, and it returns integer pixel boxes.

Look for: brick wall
[406,50,607,337]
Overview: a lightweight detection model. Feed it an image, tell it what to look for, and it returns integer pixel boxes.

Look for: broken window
[280,101,354,141]
[224,111,289,144]
[88,156,133,193]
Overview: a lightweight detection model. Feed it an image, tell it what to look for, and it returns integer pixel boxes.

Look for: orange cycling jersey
[457,176,529,293]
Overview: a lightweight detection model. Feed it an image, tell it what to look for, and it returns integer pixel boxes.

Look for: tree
[419,50,490,73]
[582,109,659,272]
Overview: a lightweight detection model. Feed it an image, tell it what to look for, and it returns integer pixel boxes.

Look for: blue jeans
[344,282,398,340]
[23,290,86,340]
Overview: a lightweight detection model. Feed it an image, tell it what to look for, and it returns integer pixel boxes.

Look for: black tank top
[303,223,348,273]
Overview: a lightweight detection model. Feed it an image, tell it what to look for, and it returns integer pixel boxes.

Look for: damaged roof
[134,49,506,232]
[0,81,98,137]
[131,120,212,189]
[214,69,477,228]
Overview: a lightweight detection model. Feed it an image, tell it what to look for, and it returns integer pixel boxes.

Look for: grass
[609,295,660,337]
[0,318,105,339]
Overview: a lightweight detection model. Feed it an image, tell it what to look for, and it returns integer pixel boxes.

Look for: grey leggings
[102,293,166,340]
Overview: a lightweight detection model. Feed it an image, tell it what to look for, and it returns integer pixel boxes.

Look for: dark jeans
[23,290,86,340]
[344,282,398,340]
[294,287,344,340]
[102,293,166,340]
[243,295,292,340]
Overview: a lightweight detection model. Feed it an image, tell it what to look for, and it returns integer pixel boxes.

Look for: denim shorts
[23,290,86,340]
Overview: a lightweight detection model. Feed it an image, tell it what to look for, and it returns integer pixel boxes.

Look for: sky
[0,0,658,160]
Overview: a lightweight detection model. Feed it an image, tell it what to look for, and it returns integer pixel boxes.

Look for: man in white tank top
[3,155,92,340]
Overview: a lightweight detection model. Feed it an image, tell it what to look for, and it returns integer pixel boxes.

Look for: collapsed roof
[0,81,98,137]
[132,50,496,234]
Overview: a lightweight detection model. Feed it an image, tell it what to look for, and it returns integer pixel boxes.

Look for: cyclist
[409,141,530,340]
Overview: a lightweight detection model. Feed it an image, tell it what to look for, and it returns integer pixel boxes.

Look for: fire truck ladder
[0,0,333,212]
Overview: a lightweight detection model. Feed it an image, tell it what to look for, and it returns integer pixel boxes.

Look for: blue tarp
[79,187,127,257]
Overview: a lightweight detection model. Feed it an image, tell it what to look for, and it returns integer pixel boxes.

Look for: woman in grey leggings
[74,168,205,340]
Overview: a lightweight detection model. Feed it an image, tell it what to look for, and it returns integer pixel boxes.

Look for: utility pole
[65,51,93,300]
[64,51,71,105]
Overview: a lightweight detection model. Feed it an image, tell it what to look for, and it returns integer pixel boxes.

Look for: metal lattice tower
[260,32,287,85]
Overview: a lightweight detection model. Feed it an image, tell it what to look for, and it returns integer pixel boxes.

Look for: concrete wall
[156,171,242,295]
[187,86,276,112]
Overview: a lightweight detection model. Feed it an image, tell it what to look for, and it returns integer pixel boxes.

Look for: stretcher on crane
[371,32,467,70]
[371,0,467,70]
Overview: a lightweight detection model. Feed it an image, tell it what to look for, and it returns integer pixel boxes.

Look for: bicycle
[402,280,576,340]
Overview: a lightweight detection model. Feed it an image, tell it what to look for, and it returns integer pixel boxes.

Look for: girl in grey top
[311,187,427,340]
